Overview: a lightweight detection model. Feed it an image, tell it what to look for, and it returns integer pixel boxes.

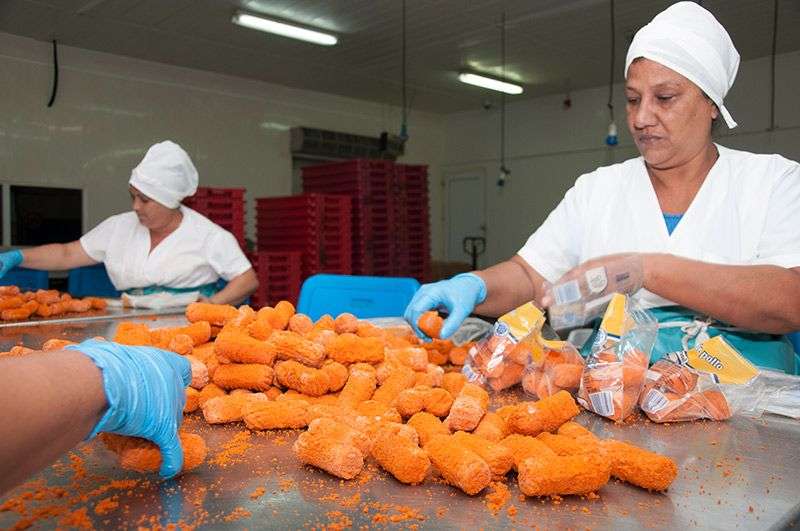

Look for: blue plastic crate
[0,267,49,290]
[68,264,120,298]
[297,274,420,321]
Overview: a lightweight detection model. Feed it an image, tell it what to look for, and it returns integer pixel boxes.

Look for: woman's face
[129,186,176,230]
[625,58,719,169]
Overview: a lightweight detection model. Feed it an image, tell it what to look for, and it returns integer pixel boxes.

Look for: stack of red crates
[302,160,395,276]
[246,251,302,308]
[255,194,352,279]
[395,164,431,282]
[183,187,246,248]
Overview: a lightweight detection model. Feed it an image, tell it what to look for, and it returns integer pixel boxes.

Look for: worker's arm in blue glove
[0,241,97,279]
[404,256,548,339]
[0,340,190,495]
[0,249,24,278]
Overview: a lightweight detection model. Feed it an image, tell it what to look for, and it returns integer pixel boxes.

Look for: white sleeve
[79,216,117,262]
[753,162,800,268]
[517,178,586,282]
[206,229,253,281]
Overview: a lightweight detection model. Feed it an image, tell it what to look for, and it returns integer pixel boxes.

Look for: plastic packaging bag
[639,335,767,422]
[463,302,545,392]
[120,291,199,310]
[546,255,644,331]
[576,293,657,421]
[368,317,492,346]
[757,370,800,419]
[521,326,585,399]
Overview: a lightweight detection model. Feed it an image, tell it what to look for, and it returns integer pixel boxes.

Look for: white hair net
[625,1,740,129]
[129,140,198,208]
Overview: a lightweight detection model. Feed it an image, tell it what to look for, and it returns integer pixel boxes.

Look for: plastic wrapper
[546,255,644,331]
[759,370,800,419]
[576,293,657,421]
[521,328,585,399]
[462,302,546,392]
[122,291,199,310]
[639,335,766,422]
[367,317,492,346]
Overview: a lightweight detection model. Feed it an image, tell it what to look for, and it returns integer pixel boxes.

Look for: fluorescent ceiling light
[232,11,337,46]
[458,72,523,95]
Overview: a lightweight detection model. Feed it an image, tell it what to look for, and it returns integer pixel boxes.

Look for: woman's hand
[0,250,23,278]
[404,273,487,340]
[542,254,646,329]
[543,253,645,307]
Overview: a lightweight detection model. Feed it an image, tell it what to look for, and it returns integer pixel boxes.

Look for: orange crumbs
[93,497,119,515]
[485,482,511,515]
[249,486,266,500]
[211,431,252,467]
[223,507,252,522]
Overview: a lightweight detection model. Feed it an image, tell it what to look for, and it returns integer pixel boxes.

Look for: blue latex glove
[0,250,23,279]
[404,272,487,340]
[66,339,191,479]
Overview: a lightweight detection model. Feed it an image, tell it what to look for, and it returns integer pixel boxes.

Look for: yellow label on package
[541,338,569,351]
[599,293,629,339]
[528,337,570,365]
[685,336,758,385]
[498,302,544,342]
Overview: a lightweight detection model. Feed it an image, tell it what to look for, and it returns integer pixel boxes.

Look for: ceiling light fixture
[458,72,522,95]
[231,11,338,46]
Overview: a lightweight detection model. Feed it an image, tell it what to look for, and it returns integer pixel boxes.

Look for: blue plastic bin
[0,267,49,290]
[297,274,420,321]
[67,264,120,298]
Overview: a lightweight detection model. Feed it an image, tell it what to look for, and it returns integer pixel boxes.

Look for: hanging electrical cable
[605,0,618,146]
[400,0,409,141]
[47,39,59,108]
[498,11,511,187]
[769,0,778,131]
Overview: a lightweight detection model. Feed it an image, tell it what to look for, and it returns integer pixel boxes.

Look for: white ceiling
[2,0,799,113]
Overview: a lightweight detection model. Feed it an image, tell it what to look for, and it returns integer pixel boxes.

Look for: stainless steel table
[0,311,185,351]
[1,317,799,530]
[0,306,186,331]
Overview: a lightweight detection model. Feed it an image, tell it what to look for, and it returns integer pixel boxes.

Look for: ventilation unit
[290,127,405,160]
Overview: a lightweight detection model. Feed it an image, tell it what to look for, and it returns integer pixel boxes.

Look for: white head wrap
[624,1,740,129]
[129,140,198,208]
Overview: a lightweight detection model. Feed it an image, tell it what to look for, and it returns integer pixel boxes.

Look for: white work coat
[80,206,252,291]
[518,145,800,309]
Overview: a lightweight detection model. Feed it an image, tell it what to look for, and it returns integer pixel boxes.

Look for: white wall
[0,32,446,254]
[441,50,800,267]
[3,29,798,270]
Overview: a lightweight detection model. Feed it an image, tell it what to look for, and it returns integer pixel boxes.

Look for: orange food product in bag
[576,294,657,422]
[463,302,545,392]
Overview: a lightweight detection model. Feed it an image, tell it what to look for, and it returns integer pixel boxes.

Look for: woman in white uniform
[0,141,258,305]
[405,2,800,373]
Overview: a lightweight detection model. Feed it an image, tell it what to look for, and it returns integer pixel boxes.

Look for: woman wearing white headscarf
[406,2,800,372]
[0,141,258,305]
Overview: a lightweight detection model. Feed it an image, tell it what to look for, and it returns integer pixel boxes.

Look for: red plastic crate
[302,160,394,180]
[189,187,245,199]
[247,251,302,308]
[184,187,247,248]
[255,194,352,278]
[389,164,430,280]
[300,160,435,277]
